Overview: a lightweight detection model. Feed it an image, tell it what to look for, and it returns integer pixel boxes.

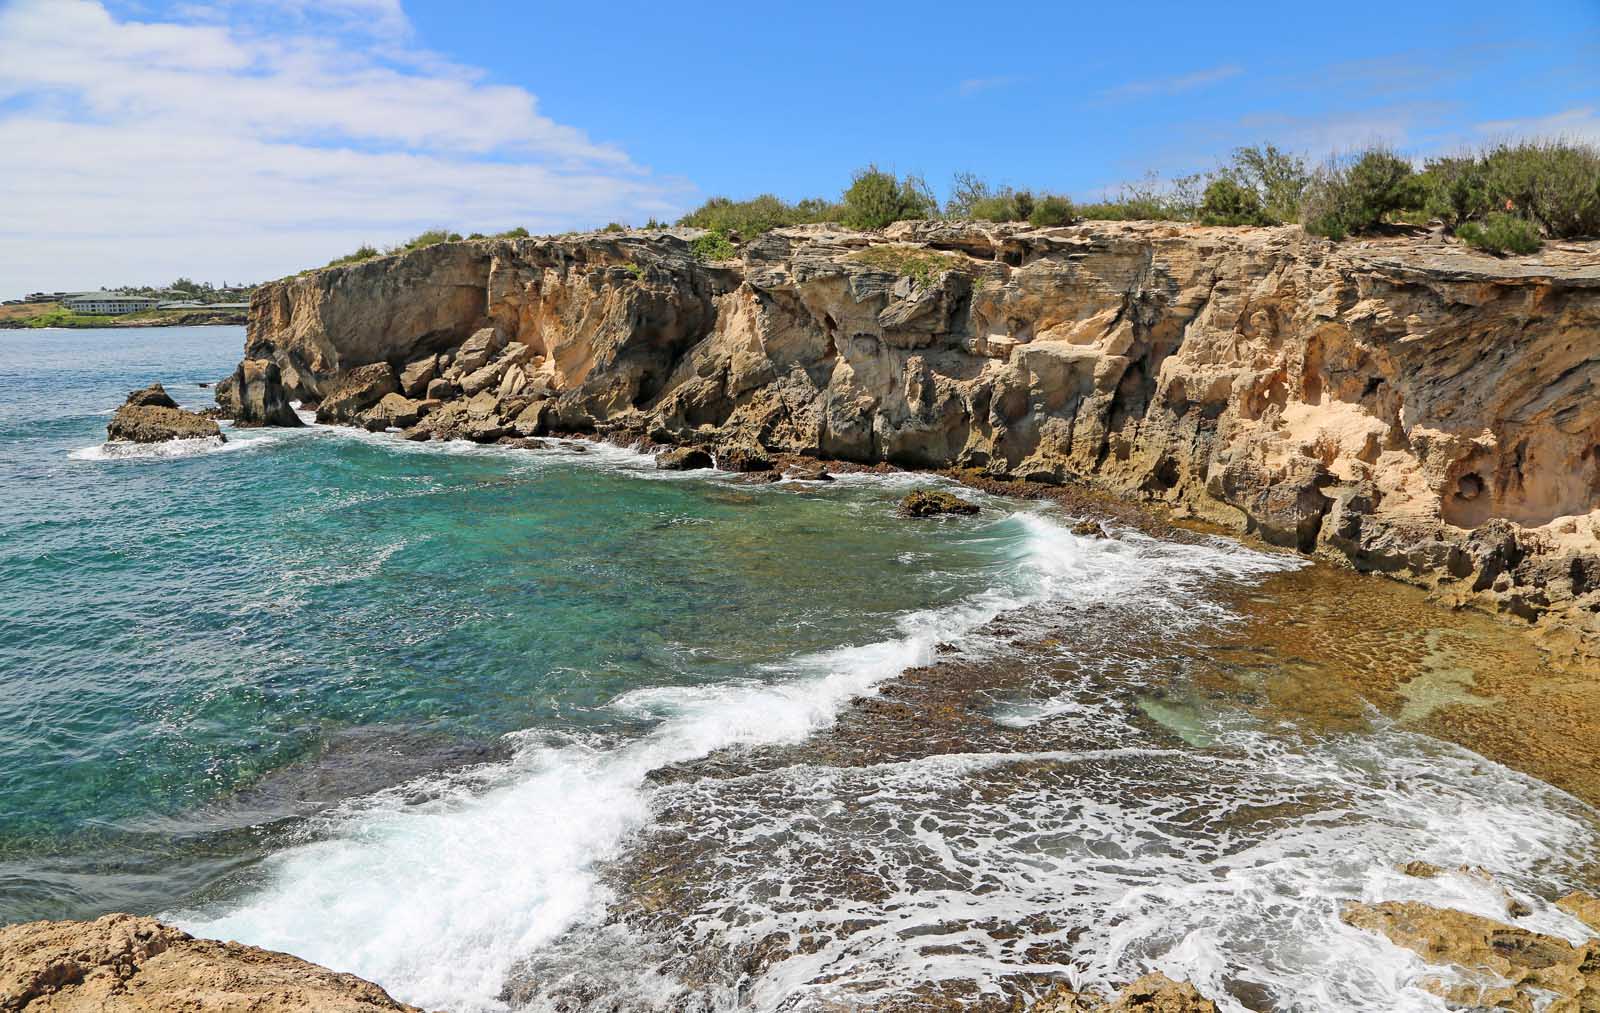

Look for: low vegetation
[847,245,965,288]
[313,138,1594,273]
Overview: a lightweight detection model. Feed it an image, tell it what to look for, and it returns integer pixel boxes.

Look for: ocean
[3,326,1597,1012]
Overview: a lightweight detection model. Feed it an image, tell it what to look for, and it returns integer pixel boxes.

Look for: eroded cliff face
[241,221,1600,650]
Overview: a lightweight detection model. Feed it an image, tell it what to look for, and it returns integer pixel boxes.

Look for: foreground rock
[106,385,222,443]
[1031,973,1217,1012]
[230,358,302,427]
[1341,892,1600,1010]
[0,914,426,1012]
[899,488,980,517]
[236,222,1600,651]
[656,446,714,470]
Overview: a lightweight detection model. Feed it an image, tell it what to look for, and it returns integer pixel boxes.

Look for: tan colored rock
[1031,972,1218,1012]
[238,223,1600,648]
[0,913,426,1012]
[360,393,426,431]
[314,363,397,424]
[397,354,438,398]
[231,358,302,428]
[1342,898,1600,1010]
[1558,891,1600,932]
[106,402,222,443]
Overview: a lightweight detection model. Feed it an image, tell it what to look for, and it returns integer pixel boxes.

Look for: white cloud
[958,75,1021,97]
[1101,64,1243,101]
[0,0,690,293]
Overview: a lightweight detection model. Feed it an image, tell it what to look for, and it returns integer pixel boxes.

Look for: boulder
[508,399,550,437]
[450,327,504,375]
[0,913,425,1012]
[359,393,426,431]
[499,364,529,399]
[1072,519,1109,538]
[424,377,458,401]
[657,447,715,471]
[459,360,507,396]
[398,354,439,398]
[123,383,178,409]
[315,363,398,424]
[716,441,773,472]
[211,375,239,417]
[232,358,303,428]
[106,386,223,444]
[899,489,979,517]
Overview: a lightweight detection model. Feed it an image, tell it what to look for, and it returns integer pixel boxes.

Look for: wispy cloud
[1475,105,1600,144]
[1100,64,1243,101]
[0,0,690,293]
[958,75,1022,97]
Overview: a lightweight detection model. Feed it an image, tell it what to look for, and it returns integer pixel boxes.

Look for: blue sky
[1,0,1596,293]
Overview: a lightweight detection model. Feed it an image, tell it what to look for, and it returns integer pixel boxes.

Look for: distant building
[62,292,159,315]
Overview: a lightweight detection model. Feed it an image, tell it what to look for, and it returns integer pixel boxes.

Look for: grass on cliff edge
[847,246,966,288]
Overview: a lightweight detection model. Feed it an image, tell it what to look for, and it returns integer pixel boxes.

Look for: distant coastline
[0,302,246,329]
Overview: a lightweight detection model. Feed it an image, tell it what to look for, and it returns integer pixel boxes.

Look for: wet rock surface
[230,358,302,427]
[898,488,980,517]
[0,913,427,1012]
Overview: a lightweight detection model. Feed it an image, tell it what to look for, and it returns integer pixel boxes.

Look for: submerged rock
[899,489,980,517]
[1031,972,1218,1012]
[106,387,222,444]
[0,913,427,1012]
[657,447,714,471]
[783,462,834,482]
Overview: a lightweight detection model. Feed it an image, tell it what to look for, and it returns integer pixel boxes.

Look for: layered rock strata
[236,222,1600,648]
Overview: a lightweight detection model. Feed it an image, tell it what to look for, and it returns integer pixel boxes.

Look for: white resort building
[62,292,160,315]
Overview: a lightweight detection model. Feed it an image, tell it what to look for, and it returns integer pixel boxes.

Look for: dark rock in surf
[657,447,714,471]
[124,383,179,409]
[107,387,223,444]
[716,441,773,472]
[899,489,979,517]
[1072,518,1109,538]
[233,358,303,428]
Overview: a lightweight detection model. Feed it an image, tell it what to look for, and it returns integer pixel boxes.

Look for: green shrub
[466,232,486,240]
[601,222,626,233]
[1456,212,1542,254]
[677,193,842,237]
[1217,144,1309,224]
[1028,194,1076,226]
[1422,155,1492,227]
[1199,177,1270,226]
[495,226,531,239]
[1075,172,1204,222]
[327,243,380,267]
[840,165,937,230]
[689,229,738,261]
[1479,141,1600,239]
[1302,148,1420,239]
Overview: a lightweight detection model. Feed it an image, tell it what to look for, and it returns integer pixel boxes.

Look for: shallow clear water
[4,327,1598,1013]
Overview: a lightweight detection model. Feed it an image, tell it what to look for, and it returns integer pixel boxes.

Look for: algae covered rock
[899,488,979,517]
[106,386,223,443]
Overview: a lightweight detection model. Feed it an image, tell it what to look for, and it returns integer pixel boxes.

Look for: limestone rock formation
[236,223,1600,648]
[0,913,426,1012]
[231,358,302,428]
[106,387,222,443]
[899,488,980,517]
[1341,896,1600,1010]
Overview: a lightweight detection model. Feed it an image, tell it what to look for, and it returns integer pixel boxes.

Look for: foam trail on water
[176,508,1294,1011]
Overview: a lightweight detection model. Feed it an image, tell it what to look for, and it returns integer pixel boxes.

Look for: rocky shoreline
[219,220,1599,658]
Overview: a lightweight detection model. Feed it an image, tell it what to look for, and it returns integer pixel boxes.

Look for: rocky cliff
[238,221,1600,650]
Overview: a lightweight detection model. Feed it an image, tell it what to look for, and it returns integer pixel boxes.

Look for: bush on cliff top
[1456,213,1542,255]
[839,166,938,230]
[1300,148,1423,240]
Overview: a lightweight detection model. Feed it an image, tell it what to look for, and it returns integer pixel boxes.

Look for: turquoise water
[7,328,1599,1013]
[0,327,1031,923]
